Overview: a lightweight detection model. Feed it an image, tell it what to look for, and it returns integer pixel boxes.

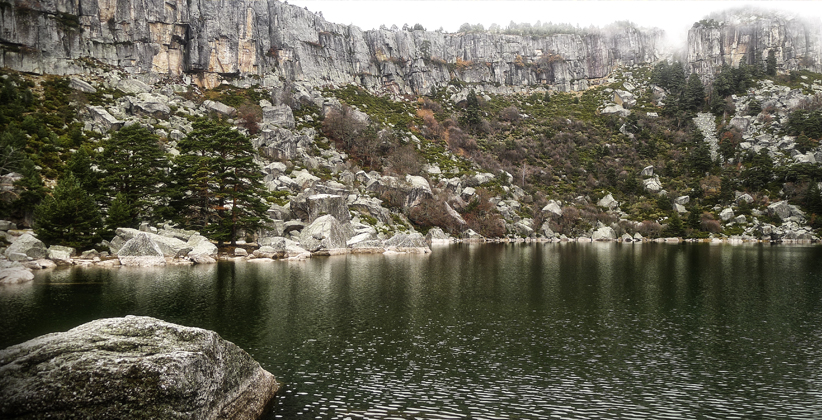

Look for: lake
[2,242,822,419]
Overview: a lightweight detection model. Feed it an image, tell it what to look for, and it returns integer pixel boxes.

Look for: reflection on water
[2,243,822,418]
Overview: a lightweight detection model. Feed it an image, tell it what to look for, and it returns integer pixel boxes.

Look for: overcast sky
[288,1,822,46]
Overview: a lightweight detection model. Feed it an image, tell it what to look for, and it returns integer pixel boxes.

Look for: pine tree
[663,211,685,237]
[11,157,47,225]
[766,50,777,77]
[462,90,482,131]
[34,172,103,249]
[65,146,98,194]
[688,140,713,174]
[103,192,134,239]
[175,118,270,245]
[806,182,822,216]
[684,73,705,111]
[98,124,169,225]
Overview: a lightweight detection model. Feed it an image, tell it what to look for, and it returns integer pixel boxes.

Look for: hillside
[2,4,822,261]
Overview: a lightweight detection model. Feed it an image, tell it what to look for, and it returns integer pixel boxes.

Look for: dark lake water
[2,243,822,419]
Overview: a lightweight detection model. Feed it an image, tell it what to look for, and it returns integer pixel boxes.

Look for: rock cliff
[0,0,664,91]
[688,10,822,81]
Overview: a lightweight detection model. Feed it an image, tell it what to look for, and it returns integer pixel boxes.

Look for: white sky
[288,1,822,46]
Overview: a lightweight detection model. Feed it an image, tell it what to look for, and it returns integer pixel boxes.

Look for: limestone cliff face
[687,13,822,82]
[0,0,664,91]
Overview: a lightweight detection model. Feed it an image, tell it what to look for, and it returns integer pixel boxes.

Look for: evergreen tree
[766,50,777,77]
[663,211,685,237]
[34,172,103,249]
[175,118,270,245]
[684,73,705,111]
[98,124,169,225]
[686,209,702,230]
[796,133,818,154]
[103,192,134,239]
[462,90,482,131]
[747,100,762,116]
[741,150,774,191]
[65,146,98,194]
[719,175,735,204]
[10,157,47,225]
[709,89,726,115]
[688,140,714,174]
[806,181,822,216]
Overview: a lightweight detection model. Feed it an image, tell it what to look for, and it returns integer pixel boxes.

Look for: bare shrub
[637,220,663,238]
[499,105,520,122]
[446,126,477,154]
[701,213,722,233]
[387,144,422,176]
[237,104,262,135]
[419,97,442,113]
[416,108,442,140]
[462,189,506,238]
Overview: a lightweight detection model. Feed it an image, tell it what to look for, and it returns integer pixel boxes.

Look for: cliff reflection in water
[2,243,822,419]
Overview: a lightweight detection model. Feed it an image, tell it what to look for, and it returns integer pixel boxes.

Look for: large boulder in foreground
[0,316,279,420]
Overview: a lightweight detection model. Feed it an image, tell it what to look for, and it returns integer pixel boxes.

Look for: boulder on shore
[299,215,350,255]
[385,232,431,253]
[117,233,166,266]
[0,316,279,420]
[5,233,47,261]
[0,261,34,285]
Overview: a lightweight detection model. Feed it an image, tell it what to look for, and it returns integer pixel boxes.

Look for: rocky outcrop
[0,316,278,420]
[117,233,166,266]
[688,12,822,82]
[113,227,191,257]
[4,233,47,262]
[0,0,664,92]
[384,232,431,253]
[299,215,350,255]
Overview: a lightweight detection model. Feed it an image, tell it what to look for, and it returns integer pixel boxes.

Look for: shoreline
[2,233,818,285]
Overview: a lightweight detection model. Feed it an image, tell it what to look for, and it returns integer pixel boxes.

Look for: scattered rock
[203,100,237,117]
[48,245,76,265]
[541,200,563,217]
[69,78,96,93]
[643,176,663,193]
[597,193,619,210]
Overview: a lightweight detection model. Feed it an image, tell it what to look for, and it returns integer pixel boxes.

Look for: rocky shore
[2,215,815,286]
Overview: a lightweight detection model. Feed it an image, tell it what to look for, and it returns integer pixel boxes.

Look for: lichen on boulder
[0,316,279,420]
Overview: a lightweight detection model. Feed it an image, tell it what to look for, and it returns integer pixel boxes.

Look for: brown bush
[419,97,443,113]
[637,220,663,238]
[446,126,477,154]
[416,108,443,140]
[499,105,520,122]
[701,213,722,233]
[237,104,262,135]
[461,189,506,238]
[387,144,422,176]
